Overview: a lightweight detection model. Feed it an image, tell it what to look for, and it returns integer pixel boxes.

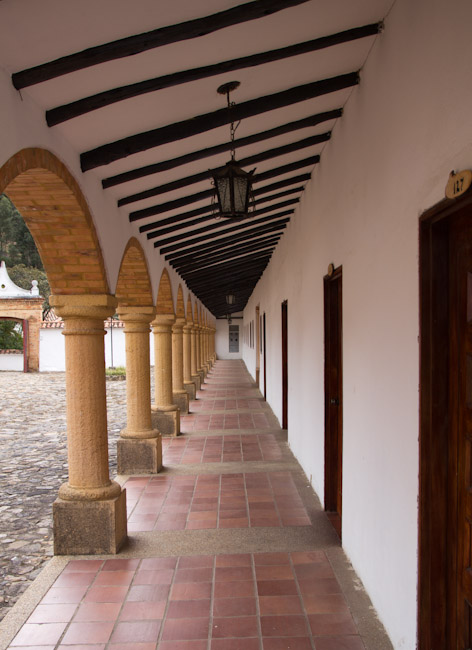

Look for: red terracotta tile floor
[125,472,310,532]
[4,360,389,649]
[9,552,365,649]
[161,434,282,464]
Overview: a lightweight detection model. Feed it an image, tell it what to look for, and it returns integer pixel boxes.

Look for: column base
[151,408,180,436]
[117,436,162,474]
[198,369,205,383]
[191,374,202,391]
[53,490,127,555]
[184,381,196,401]
[173,391,189,414]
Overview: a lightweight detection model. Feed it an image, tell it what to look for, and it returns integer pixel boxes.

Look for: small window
[229,324,239,353]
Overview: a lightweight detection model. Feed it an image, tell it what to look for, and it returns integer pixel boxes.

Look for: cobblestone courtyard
[0,372,127,621]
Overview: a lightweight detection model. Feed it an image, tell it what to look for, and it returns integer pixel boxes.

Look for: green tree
[0,321,23,350]
[0,194,44,269]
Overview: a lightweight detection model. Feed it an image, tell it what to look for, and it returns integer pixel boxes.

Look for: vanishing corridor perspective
[0,0,472,648]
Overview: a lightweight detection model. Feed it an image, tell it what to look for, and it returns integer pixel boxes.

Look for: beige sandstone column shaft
[152,313,180,435]
[153,313,176,409]
[119,307,156,437]
[117,306,161,473]
[183,322,192,384]
[50,294,126,554]
[190,323,201,390]
[191,325,198,377]
[172,316,189,413]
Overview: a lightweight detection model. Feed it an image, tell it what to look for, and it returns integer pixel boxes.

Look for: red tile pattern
[162,434,282,464]
[9,552,364,649]
[181,413,271,432]
[189,398,264,411]
[125,472,310,532]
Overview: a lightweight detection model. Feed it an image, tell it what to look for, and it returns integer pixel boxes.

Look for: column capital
[117,305,155,323]
[152,313,176,329]
[172,316,186,332]
[50,294,117,320]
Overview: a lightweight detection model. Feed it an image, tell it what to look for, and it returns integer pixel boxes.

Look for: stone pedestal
[117,306,161,474]
[184,381,196,401]
[53,490,127,555]
[117,437,162,474]
[49,294,127,555]
[173,391,189,413]
[151,407,180,436]
[152,313,180,436]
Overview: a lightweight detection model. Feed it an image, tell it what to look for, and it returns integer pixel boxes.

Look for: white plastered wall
[244,0,472,647]
[215,314,243,359]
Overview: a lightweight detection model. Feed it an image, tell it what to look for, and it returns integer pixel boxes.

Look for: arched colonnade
[0,149,216,555]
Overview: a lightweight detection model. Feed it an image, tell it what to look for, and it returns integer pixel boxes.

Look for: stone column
[172,316,189,414]
[183,320,196,400]
[117,306,161,474]
[151,313,180,436]
[201,325,210,374]
[212,326,217,361]
[190,323,201,391]
[49,294,127,555]
[196,324,206,381]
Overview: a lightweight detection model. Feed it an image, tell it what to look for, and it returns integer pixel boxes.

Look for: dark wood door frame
[324,266,343,539]
[418,191,472,649]
[281,300,288,429]
[263,312,267,400]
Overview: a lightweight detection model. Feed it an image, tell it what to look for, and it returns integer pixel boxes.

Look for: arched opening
[0,148,108,296]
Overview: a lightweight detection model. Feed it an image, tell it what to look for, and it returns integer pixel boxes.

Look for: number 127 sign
[445,169,472,199]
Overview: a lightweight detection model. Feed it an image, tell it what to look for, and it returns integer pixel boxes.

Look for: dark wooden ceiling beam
[182,253,271,283]
[159,210,292,254]
[178,246,276,277]
[13,0,309,89]
[47,24,380,126]
[190,272,263,294]
[143,192,299,241]
[131,155,318,223]
[103,112,336,189]
[139,173,309,234]
[151,203,294,247]
[168,227,284,265]
[173,237,280,273]
[80,73,358,171]
[189,270,266,293]
[175,245,277,276]
[123,132,328,209]
[170,232,281,268]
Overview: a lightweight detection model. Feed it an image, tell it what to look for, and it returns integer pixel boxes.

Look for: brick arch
[193,301,199,324]
[156,268,174,315]
[0,148,108,295]
[186,295,194,323]
[115,237,153,307]
[176,285,185,319]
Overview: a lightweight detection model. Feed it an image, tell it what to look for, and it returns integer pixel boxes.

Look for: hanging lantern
[212,81,254,219]
[226,293,236,306]
[214,160,254,219]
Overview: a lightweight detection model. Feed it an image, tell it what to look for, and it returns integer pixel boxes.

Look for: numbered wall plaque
[445,170,472,199]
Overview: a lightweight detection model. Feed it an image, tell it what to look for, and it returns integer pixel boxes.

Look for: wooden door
[255,305,260,384]
[281,301,288,429]
[324,267,342,538]
[450,210,472,649]
[419,195,472,649]
[263,312,267,400]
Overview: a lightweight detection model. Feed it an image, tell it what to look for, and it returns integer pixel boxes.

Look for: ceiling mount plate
[217,80,240,95]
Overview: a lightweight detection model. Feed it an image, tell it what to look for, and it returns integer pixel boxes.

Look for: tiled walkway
[1,360,392,650]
